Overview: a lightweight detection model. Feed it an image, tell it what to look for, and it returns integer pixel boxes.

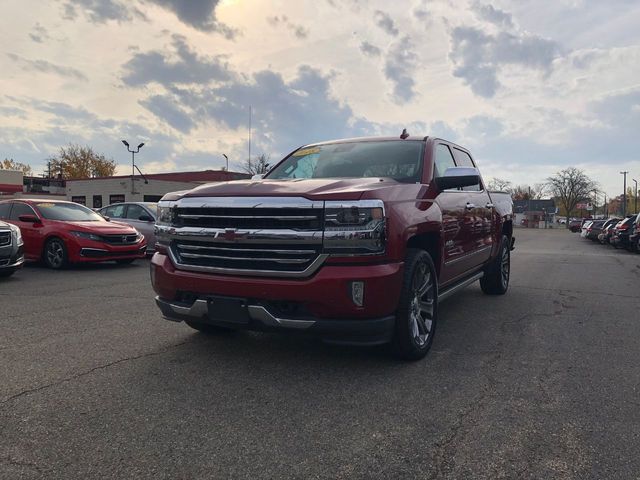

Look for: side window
[452,148,482,191]
[9,203,37,220]
[0,203,11,219]
[433,144,456,178]
[126,204,146,220]
[105,204,126,218]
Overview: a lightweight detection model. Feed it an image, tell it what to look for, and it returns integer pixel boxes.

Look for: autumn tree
[546,167,597,227]
[1,158,33,176]
[48,144,117,178]
[510,184,548,201]
[241,153,270,176]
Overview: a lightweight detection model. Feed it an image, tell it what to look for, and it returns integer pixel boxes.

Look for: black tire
[116,258,136,265]
[0,269,16,278]
[43,237,68,270]
[391,249,438,361]
[184,319,235,334]
[480,235,510,295]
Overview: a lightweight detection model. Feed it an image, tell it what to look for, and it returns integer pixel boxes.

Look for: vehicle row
[0,199,154,277]
[578,215,640,252]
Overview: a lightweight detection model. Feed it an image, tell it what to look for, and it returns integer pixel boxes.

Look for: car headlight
[70,231,103,241]
[11,225,23,245]
[323,200,386,255]
[156,201,176,226]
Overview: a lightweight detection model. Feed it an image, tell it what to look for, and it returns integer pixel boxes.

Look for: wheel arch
[406,231,442,277]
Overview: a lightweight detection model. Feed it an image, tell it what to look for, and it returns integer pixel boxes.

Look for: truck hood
[183,178,405,201]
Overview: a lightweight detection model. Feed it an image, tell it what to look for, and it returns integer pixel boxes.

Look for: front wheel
[392,249,438,361]
[480,235,510,295]
[43,237,67,270]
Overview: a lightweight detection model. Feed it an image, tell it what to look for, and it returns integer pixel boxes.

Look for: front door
[8,202,43,260]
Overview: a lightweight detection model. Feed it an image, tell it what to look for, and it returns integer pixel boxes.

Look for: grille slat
[175,207,322,230]
[177,244,315,256]
[101,234,138,245]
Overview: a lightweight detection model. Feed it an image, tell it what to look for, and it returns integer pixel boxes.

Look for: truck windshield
[266,141,424,183]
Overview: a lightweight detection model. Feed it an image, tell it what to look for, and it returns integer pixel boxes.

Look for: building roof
[513,199,556,213]
[66,170,250,183]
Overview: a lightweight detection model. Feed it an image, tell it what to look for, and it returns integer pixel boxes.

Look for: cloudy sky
[1,0,639,196]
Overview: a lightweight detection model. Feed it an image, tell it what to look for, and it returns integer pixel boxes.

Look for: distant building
[513,199,557,228]
[0,169,251,206]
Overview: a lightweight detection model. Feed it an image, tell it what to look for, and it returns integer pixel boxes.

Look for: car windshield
[266,141,424,183]
[36,202,105,222]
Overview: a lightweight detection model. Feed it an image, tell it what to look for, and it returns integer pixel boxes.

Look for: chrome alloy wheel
[46,239,65,268]
[409,262,435,347]
[500,243,510,289]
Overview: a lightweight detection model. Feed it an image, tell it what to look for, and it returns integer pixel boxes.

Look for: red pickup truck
[151,135,514,360]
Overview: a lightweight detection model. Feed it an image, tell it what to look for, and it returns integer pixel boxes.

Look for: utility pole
[633,178,638,214]
[248,105,252,167]
[620,171,628,216]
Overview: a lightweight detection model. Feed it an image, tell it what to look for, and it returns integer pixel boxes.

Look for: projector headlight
[156,201,176,226]
[323,200,386,255]
[70,231,102,241]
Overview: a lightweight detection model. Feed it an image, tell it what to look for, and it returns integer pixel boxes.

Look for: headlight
[156,201,176,226]
[323,200,385,255]
[71,231,102,241]
[12,225,23,245]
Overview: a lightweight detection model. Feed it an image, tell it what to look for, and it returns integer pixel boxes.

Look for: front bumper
[65,237,147,263]
[151,252,403,344]
[0,242,24,271]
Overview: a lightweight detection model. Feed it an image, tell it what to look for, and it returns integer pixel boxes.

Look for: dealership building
[0,170,250,207]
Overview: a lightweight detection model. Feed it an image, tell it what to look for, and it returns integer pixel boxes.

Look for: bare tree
[241,153,270,176]
[1,158,33,176]
[546,167,597,227]
[486,177,512,192]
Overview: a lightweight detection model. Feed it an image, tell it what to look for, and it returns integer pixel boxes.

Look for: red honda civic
[0,199,147,269]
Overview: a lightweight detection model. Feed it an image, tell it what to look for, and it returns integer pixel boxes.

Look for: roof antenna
[400,128,409,139]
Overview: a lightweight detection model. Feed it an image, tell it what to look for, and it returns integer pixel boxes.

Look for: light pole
[222,154,229,171]
[633,178,638,214]
[620,171,628,216]
[122,140,145,195]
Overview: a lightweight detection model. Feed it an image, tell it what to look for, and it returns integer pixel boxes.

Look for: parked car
[580,220,593,238]
[98,202,157,253]
[569,219,582,232]
[0,219,24,277]
[151,134,515,360]
[629,215,640,253]
[585,220,606,241]
[597,219,619,243]
[611,215,638,250]
[600,221,620,245]
[0,199,147,269]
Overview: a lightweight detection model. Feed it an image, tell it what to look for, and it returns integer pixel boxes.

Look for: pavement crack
[0,339,193,405]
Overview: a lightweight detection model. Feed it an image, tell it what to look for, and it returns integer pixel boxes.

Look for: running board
[438,271,484,303]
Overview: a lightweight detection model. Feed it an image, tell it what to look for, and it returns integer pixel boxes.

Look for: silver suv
[0,220,24,278]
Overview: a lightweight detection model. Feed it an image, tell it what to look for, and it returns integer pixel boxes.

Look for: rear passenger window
[434,144,456,178]
[0,203,10,219]
[104,204,126,218]
[126,204,146,220]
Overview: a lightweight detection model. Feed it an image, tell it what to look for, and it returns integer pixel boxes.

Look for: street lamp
[222,154,229,171]
[122,140,145,195]
[620,171,628,216]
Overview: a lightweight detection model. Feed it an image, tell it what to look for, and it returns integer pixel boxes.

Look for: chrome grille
[0,231,11,247]
[158,197,327,278]
[175,207,322,230]
[172,240,321,273]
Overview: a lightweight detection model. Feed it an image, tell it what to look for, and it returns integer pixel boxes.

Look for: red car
[0,199,147,269]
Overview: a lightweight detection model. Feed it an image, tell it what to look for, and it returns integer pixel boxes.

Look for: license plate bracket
[206,297,250,325]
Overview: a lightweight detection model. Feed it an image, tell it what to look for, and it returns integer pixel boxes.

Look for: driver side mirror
[435,167,481,191]
[18,214,41,224]
[139,215,154,222]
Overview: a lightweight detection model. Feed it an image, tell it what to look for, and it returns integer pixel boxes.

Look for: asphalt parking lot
[1,228,639,479]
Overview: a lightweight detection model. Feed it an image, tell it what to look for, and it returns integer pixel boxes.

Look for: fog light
[351,281,364,307]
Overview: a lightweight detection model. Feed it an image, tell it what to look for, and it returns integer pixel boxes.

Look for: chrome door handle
[485,203,494,209]
[465,203,475,210]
